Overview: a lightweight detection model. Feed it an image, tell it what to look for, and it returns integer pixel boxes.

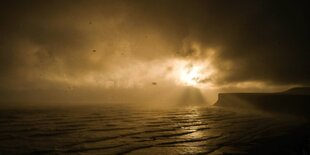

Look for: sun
[180,65,202,86]
[172,59,215,88]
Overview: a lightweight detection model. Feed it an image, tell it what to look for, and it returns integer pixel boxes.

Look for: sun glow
[180,65,203,86]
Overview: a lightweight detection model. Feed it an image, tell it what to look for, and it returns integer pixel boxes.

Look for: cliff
[215,87,310,118]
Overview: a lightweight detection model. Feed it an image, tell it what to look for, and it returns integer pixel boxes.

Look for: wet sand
[0,105,309,154]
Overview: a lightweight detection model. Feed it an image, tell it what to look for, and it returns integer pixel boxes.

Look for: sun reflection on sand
[170,107,223,154]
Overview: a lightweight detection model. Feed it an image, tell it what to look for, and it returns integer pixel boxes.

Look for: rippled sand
[0,105,309,154]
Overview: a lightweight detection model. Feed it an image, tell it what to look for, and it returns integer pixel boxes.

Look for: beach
[0,105,308,154]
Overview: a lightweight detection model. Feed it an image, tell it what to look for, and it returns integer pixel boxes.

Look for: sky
[0,0,309,105]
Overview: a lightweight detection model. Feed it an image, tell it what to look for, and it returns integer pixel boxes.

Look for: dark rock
[215,87,310,118]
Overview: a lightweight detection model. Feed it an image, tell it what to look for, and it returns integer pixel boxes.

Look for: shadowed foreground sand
[0,105,309,154]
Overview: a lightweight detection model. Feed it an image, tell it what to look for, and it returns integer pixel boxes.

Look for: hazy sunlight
[180,65,202,86]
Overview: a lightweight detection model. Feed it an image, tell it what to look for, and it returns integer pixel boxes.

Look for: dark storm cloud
[0,0,309,96]
[212,1,310,85]
[126,0,310,85]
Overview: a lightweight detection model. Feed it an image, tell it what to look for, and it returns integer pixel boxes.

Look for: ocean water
[0,105,308,154]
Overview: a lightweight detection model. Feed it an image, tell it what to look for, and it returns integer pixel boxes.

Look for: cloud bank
[0,0,309,104]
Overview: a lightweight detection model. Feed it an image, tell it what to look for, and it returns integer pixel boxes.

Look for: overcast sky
[0,0,309,104]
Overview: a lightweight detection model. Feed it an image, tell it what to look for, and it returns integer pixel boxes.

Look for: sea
[0,104,309,154]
